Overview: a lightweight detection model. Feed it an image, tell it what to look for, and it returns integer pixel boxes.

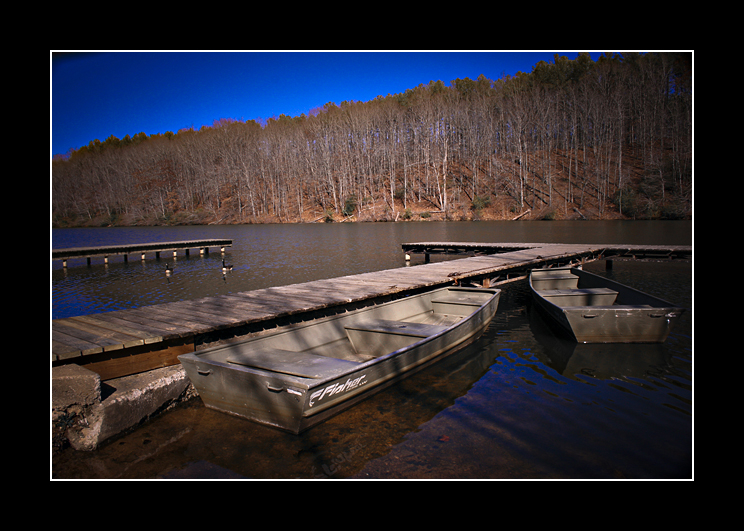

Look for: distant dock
[51,241,691,381]
[401,242,692,263]
[52,239,233,267]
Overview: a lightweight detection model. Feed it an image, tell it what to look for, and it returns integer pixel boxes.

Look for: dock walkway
[402,242,692,262]
[51,242,691,380]
[53,239,232,267]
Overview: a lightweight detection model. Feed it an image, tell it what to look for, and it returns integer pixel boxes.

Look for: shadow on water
[52,259,692,479]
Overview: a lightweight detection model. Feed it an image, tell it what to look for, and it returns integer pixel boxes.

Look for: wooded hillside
[52,52,692,227]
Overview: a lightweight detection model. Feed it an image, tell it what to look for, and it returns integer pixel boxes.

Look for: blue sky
[51,51,603,157]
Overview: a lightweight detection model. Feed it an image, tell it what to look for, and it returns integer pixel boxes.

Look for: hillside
[56,147,686,228]
[52,52,691,227]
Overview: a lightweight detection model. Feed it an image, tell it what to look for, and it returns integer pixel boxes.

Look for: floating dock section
[51,242,691,381]
[52,239,232,267]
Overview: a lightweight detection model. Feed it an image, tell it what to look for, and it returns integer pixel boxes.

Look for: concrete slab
[52,364,101,409]
[53,364,193,451]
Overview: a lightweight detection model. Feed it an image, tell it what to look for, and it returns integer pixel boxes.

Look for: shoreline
[53,209,689,229]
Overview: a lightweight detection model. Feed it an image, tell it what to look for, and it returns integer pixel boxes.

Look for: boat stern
[179,353,309,433]
[563,305,685,343]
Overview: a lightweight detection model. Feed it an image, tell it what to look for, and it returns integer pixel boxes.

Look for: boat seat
[344,319,448,337]
[531,273,577,280]
[539,287,617,295]
[539,287,618,306]
[531,274,579,290]
[344,319,448,357]
[226,348,360,379]
[431,293,486,316]
[431,294,486,305]
[562,304,655,311]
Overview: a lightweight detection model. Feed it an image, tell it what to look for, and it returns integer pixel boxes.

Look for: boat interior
[206,288,496,379]
[531,268,656,309]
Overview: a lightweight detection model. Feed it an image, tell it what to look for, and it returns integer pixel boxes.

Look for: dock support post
[62,260,67,268]
[173,251,177,258]
[425,253,430,264]
[141,253,146,261]
[156,251,160,259]
[104,256,108,264]
[606,259,613,270]
[124,255,128,263]
[200,248,204,256]
[87,257,91,266]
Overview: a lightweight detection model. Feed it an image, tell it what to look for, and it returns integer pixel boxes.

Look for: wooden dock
[51,241,691,380]
[52,239,232,267]
[402,242,692,262]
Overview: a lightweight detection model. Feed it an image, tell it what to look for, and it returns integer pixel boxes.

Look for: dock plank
[262,285,346,305]
[129,303,227,331]
[114,307,201,337]
[102,308,189,336]
[314,279,409,297]
[161,301,244,327]
[215,294,300,319]
[72,314,163,344]
[225,291,321,312]
[184,299,268,323]
[65,317,146,349]
[52,330,103,359]
[52,320,133,352]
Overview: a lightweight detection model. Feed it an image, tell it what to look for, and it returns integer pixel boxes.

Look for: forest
[51,52,692,227]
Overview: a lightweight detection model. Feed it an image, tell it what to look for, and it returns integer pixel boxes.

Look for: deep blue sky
[51,51,603,157]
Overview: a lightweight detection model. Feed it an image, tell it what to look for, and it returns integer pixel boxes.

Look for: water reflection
[530,307,674,381]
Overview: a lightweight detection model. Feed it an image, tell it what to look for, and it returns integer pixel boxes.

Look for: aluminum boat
[179,286,500,433]
[529,267,684,343]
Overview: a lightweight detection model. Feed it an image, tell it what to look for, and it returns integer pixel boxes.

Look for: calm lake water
[51,221,693,479]
[52,221,691,319]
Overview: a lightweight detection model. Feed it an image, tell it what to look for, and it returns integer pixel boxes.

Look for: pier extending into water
[52,239,232,267]
[402,242,692,263]
[51,241,691,381]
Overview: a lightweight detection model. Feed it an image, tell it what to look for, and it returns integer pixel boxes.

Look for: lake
[51,220,693,479]
[52,220,691,319]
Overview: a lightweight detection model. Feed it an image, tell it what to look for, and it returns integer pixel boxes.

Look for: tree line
[52,52,692,226]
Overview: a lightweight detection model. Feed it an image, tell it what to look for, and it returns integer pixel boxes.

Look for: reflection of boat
[529,267,684,343]
[528,306,672,381]
[179,287,500,434]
